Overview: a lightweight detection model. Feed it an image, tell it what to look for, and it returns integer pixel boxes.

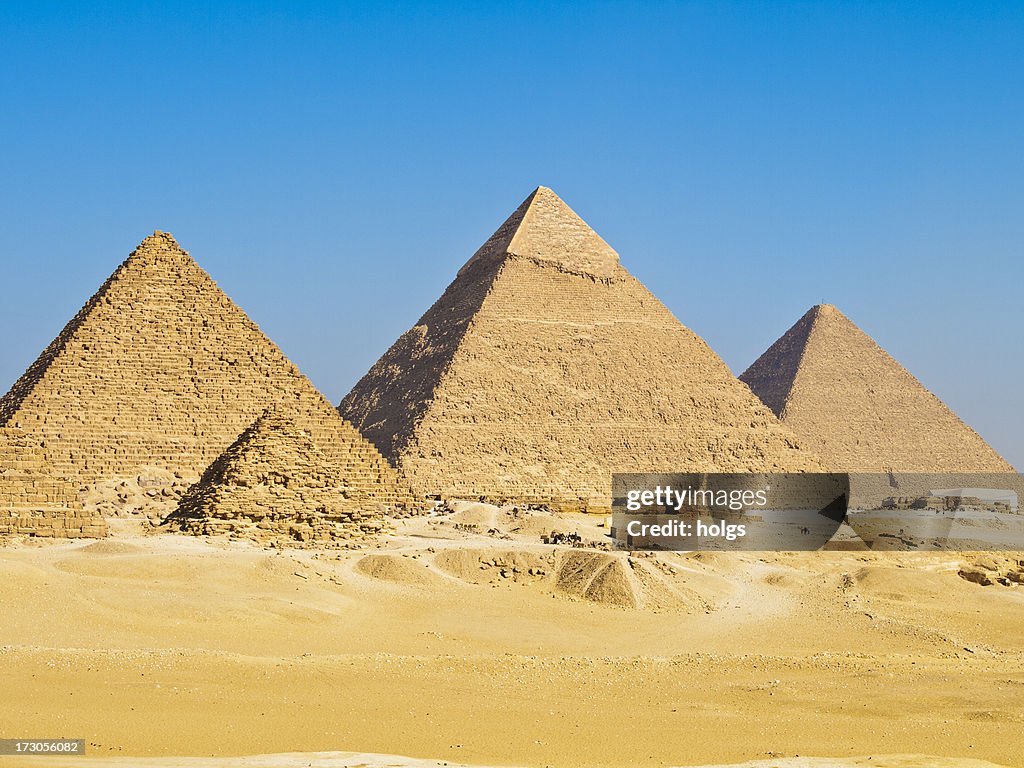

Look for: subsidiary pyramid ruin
[340,186,821,510]
[0,232,411,511]
[740,304,1015,472]
[169,408,387,544]
[0,428,106,538]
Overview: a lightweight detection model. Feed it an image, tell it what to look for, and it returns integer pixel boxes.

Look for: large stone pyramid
[340,186,821,509]
[169,408,387,544]
[740,304,1015,472]
[0,232,410,508]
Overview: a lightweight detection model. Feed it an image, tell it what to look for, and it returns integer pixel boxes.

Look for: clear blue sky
[1,2,1021,468]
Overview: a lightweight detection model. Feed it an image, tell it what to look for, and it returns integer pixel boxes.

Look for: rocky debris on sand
[958,556,1024,587]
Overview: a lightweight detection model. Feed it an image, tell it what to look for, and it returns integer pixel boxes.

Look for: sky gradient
[1,1,1022,468]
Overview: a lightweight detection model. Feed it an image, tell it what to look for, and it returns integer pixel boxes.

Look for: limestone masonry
[0,428,106,538]
[168,408,388,544]
[740,304,1015,472]
[0,232,410,536]
[340,186,822,510]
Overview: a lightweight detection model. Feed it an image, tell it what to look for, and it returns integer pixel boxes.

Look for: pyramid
[740,304,1015,472]
[0,232,411,509]
[340,186,821,510]
[0,428,106,538]
[169,408,387,544]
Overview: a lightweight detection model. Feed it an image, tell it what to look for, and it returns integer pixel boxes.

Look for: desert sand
[12,751,1018,768]
[2,504,1022,768]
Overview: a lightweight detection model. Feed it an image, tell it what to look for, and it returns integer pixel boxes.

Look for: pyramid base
[0,510,108,539]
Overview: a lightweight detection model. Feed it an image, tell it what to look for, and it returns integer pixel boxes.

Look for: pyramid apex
[125,231,193,267]
[460,186,620,279]
[137,230,182,248]
[803,304,857,331]
[810,303,842,317]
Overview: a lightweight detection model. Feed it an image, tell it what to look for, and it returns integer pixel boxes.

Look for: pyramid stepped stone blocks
[340,186,822,511]
[0,428,106,538]
[0,232,411,511]
[740,304,1015,473]
[168,409,388,545]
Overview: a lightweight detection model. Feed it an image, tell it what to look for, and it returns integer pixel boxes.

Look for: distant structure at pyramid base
[167,409,392,546]
[0,429,107,539]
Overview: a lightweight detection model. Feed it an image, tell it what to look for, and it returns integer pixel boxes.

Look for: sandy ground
[1,503,1022,768]
[12,752,1018,768]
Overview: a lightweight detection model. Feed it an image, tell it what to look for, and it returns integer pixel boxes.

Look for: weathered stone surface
[82,467,200,523]
[740,304,1015,472]
[0,428,105,538]
[0,232,411,510]
[168,408,388,545]
[340,186,821,510]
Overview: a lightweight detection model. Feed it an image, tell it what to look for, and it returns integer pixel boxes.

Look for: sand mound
[75,541,145,555]
[52,552,206,581]
[625,554,727,612]
[497,506,578,538]
[445,501,501,529]
[433,548,553,585]
[555,550,639,608]
[429,546,724,610]
[355,554,448,587]
[583,557,638,608]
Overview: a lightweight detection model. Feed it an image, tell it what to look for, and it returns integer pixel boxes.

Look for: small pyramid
[340,187,821,509]
[0,232,411,508]
[740,304,1015,472]
[0,428,106,538]
[168,409,386,544]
